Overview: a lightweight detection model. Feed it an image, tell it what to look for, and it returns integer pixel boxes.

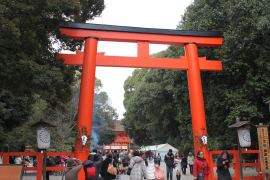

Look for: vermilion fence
[209,150,267,180]
[0,152,74,180]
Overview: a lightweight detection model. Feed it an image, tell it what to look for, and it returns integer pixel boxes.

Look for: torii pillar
[186,43,209,161]
[75,37,98,162]
[57,23,223,179]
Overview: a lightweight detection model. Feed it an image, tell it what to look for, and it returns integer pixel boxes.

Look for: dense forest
[123,0,270,150]
[0,0,116,151]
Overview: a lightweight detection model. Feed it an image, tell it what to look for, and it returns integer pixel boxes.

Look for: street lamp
[229,117,254,180]
[31,119,56,180]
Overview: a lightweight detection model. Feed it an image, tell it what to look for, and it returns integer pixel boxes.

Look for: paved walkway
[23,162,194,180]
[160,162,194,180]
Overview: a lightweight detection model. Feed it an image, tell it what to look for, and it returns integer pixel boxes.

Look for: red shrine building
[104,121,132,151]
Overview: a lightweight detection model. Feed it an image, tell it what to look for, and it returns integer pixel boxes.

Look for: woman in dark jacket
[101,153,117,180]
[216,151,232,180]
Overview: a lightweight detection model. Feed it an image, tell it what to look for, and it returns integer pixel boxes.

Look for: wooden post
[36,152,43,180]
[237,137,244,180]
[43,150,47,180]
[2,153,9,164]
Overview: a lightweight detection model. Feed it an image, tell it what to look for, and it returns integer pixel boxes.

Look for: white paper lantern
[237,127,251,147]
[37,127,51,149]
[201,135,208,145]
[81,135,88,146]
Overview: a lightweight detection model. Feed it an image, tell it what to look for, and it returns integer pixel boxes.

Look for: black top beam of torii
[60,23,223,37]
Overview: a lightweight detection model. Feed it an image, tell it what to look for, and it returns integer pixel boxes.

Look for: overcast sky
[91,0,194,119]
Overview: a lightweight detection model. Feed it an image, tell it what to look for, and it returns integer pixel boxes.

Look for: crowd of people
[62,149,165,180]
[164,149,194,180]
[64,149,197,180]
[163,149,232,180]
[5,148,232,180]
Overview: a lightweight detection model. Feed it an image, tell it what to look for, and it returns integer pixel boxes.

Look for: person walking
[174,154,182,180]
[164,149,174,180]
[181,153,187,175]
[65,158,83,180]
[128,150,147,180]
[156,153,161,166]
[122,151,130,168]
[216,151,232,180]
[145,151,155,180]
[187,152,194,175]
[101,152,117,180]
[193,151,209,180]
[83,150,103,180]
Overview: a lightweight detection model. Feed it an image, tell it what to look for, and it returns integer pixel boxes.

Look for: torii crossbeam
[58,23,223,179]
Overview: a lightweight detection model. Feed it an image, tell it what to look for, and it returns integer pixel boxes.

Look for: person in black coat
[84,151,103,180]
[216,151,232,180]
[180,154,188,175]
[164,149,174,180]
[46,156,55,180]
[101,153,117,180]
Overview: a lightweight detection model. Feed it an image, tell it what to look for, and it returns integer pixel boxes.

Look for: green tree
[0,0,105,149]
[180,0,270,145]
[123,0,270,149]
[5,76,117,151]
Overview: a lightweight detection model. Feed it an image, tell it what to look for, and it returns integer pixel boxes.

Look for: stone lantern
[31,120,56,150]
[229,117,254,148]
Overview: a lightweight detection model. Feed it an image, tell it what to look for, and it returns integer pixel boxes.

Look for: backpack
[86,166,97,177]
[155,167,165,180]
[84,160,97,178]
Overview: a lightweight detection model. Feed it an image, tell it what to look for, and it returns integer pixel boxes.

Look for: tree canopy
[0,0,105,150]
[123,0,270,150]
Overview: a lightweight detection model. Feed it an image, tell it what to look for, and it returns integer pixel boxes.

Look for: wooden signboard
[0,164,23,180]
[257,124,270,173]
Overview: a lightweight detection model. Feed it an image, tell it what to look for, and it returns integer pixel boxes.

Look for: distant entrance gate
[58,23,223,179]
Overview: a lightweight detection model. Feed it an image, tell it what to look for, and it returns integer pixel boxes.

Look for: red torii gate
[58,23,223,179]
